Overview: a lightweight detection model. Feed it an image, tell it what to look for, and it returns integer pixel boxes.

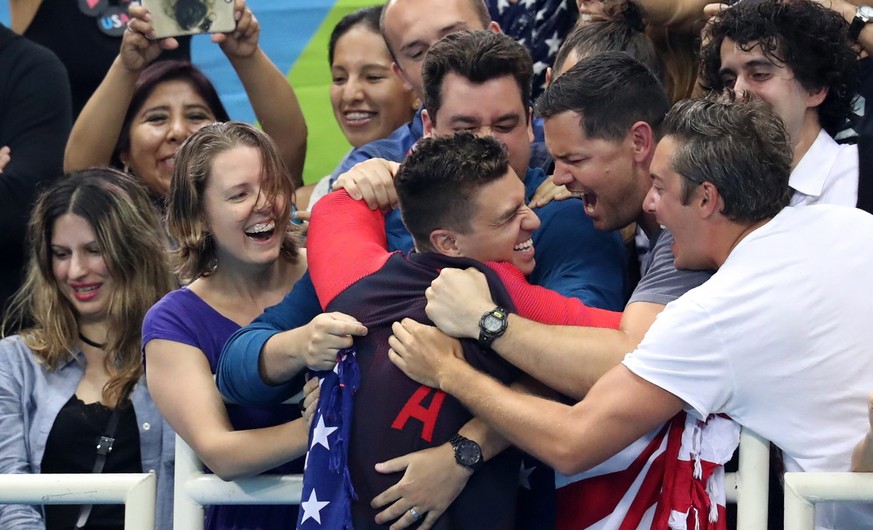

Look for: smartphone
[141,0,236,39]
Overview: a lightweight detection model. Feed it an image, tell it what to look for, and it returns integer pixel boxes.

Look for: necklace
[78,332,107,350]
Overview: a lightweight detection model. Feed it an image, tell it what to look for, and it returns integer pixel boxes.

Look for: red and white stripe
[555,414,740,530]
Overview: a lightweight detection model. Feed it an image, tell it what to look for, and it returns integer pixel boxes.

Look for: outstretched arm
[389,335,683,476]
[64,3,175,172]
[216,0,306,186]
[425,267,660,399]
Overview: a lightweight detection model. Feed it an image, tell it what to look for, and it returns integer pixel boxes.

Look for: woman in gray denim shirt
[0,167,176,529]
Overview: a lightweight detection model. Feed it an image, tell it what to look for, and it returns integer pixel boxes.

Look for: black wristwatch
[449,434,484,471]
[478,307,508,347]
[850,5,873,42]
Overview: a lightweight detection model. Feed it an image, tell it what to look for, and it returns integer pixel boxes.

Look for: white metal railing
[724,428,770,529]
[0,473,156,530]
[173,435,303,529]
[783,472,873,529]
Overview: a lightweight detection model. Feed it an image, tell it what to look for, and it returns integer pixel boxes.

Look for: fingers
[418,512,439,530]
[0,146,11,173]
[389,508,429,530]
[333,159,399,209]
[234,10,258,41]
[324,312,368,336]
[293,209,310,223]
[387,347,407,373]
[301,378,320,425]
[390,320,413,349]
[374,454,411,475]
[304,313,368,370]
[703,2,729,18]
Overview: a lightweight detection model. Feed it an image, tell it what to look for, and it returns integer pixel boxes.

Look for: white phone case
[141,0,236,39]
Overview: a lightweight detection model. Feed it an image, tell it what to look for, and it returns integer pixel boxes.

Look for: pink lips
[69,283,101,302]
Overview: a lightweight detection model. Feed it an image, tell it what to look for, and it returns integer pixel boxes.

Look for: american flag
[488,0,578,98]
[296,350,359,529]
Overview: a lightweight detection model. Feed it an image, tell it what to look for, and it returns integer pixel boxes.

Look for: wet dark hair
[537,51,669,141]
[329,6,383,65]
[113,60,230,166]
[396,132,509,250]
[699,0,858,136]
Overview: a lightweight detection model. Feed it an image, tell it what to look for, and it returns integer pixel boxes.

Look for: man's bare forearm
[490,302,663,399]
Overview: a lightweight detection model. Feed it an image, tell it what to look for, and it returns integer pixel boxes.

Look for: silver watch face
[860,5,873,21]
[483,314,503,333]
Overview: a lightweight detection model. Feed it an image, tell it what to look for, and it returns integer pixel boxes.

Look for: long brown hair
[3,168,175,407]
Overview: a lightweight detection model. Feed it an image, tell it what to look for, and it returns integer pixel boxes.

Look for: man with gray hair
[389,94,873,529]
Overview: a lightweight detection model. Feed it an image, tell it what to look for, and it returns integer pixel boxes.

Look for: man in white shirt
[700,0,860,207]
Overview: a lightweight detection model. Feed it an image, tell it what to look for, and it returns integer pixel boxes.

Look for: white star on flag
[310,416,338,451]
[497,0,510,14]
[533,61,548,76]
[521,0,536,8]
[519,462,536,490]
[545,31,562,56]
[535,7,547,21]
[300,489,330,524]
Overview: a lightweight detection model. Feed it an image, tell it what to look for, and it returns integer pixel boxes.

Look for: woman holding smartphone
[63,0,306,203]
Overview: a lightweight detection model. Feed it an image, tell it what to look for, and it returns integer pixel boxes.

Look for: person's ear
[422,109,435,137]
[698,181,722,218]
[806,85,828,109]
[629,121,655,164]
[430,229,461,256]
[527,106,534,144]
[392,62,415,93]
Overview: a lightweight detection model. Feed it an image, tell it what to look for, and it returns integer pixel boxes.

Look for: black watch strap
[850,6,873,42]
[478,307,508,347]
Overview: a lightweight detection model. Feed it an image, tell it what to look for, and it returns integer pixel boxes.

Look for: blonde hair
[3,168,175,407]
[167,121,301,283]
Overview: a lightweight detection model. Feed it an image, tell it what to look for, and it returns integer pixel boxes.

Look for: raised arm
[215,0,306,187]
[63,3,175,172]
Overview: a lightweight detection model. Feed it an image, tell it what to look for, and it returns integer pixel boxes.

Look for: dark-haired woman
[64,0,306,202]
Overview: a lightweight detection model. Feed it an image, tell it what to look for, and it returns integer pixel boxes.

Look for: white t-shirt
[623,205,873,529]
[791,129,858,207]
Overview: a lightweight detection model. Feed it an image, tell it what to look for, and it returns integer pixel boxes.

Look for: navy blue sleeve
[216,271,321,406]
[528,199,627,310]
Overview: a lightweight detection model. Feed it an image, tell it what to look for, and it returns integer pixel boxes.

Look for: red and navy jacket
[302,191,620,529]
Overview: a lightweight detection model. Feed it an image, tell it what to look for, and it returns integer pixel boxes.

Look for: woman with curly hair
[0,167,176,529]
